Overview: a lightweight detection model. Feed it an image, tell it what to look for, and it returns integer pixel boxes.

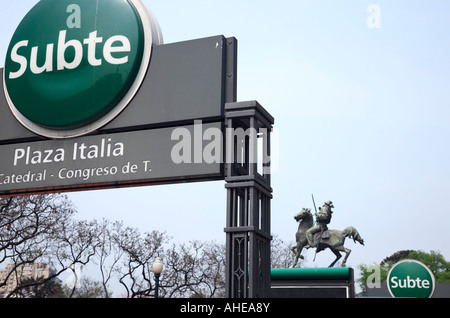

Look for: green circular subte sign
[3,0,163,138]
[387,259,436,298]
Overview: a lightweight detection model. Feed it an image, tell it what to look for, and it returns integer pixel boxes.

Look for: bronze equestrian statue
[290,202,364,268]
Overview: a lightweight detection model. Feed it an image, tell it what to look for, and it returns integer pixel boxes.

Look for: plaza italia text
[1,137,145,185]
[13,138,124,166]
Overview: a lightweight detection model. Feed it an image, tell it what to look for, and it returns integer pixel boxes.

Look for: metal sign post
[224,101,274,298]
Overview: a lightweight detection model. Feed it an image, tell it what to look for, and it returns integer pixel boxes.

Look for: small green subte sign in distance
[3,0,160,138]
[387,259,435,298]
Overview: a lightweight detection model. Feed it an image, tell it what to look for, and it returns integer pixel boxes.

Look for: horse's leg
[290,243,299,268]
[328,248,341,267]
[331,246,351,267]
[291,244,296,253]
[297,246,304,261]
[290,243,304,268]
[341,247,351,267]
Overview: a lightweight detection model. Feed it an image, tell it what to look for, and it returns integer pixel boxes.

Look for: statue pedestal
[270,267,355,298]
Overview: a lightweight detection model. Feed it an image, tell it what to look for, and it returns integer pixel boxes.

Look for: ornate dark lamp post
[152,257,163,298]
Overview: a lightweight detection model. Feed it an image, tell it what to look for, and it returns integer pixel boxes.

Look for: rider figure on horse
[305,200,334,249]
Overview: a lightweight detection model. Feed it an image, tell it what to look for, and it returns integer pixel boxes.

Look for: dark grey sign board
[0,122,223,196]
[0,35,237,195]
[0,35,236,143]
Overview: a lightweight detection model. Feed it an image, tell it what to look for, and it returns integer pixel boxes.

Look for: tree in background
[380,250,415,265]
[0,194,76,298]
[0,194,296,298]
[64,276,105,298]
[407,250,450,282]
[271,235,303,268]
[16,276,65,298]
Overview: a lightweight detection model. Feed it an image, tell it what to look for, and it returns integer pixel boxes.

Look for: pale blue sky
[1,0,449,273]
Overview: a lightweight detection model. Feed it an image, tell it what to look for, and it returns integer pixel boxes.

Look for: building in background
[0,263,51,297]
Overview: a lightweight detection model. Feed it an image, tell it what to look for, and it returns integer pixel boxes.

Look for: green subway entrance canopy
[3,0,162,138]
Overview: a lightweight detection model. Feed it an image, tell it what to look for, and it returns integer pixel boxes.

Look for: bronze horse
[290,208,364,268]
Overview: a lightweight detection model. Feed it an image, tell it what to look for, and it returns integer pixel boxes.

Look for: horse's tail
[342,226,365,246]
